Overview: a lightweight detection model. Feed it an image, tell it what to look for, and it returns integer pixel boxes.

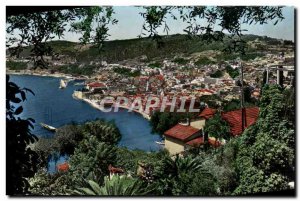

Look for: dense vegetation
[148,61,162,68]
[113,67,141,77]
[172,57,189,65]
[58,64,98,76]
[210,70,224,78]
[150,111,198,135]
[225,65,240,79]
[6,61,28,70]
[234,85,295,194]
[9,34,273,66]
[195,56,216,66]
[10,83,294,196]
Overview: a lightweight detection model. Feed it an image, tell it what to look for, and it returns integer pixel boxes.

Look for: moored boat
[59,79,67,89]
[40,123,56,132]
[74,82,85,86]
[155,141,165,145]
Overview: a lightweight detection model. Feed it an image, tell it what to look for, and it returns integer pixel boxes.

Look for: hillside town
[6,5,296,197]
[7,37,295,156]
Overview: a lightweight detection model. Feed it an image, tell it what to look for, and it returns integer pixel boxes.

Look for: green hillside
[9,34,292,64]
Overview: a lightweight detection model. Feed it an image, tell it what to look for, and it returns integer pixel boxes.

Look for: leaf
[27,118,35,123]
[15,106,23,115]
[88,180,102,194]
[11,97,21,103]
[23,88,35,96]
[20,91,26,101]
[78,187,96,195]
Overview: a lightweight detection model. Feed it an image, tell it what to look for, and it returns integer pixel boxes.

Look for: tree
[52,124,84,155]
[7,9,77,67]
[28,169,71,195]
[204,112,230,142]
[210,70,224,78]
[6,75,40,195]
[150,112,182,134]
[70,7,118,62]
[81,119,121,145]
[225,65,239,79]
[187,171,218,196]
[68,136,117,186]
[139,6,284,55]
[7,6,284,67]
[234,85,295,195]
[152,155,203,195]
[6,7,117,68]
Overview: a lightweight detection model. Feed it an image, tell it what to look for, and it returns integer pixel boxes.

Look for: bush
[210,70,223,78]
[172,58,189,65]
[225,65,239,79]
[6,61,27,70]
[59,64,97,76]
[148,62,162,68]
[195,57,215,66]
[113,67,141,77]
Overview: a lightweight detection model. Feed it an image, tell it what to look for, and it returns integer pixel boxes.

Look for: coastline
[6,69,78,80]
[9,70,151,121]
[72,92,151,120]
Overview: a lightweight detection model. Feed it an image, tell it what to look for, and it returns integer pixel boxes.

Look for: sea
[9,74,162,173]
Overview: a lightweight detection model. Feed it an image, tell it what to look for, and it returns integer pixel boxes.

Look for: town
[6,5,295,197]
[6,36,295,156]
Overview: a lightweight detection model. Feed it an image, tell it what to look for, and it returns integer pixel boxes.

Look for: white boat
[155,141,165,145]
[59,79,67,89]
[40,123,56,132]
[74,82,85,86]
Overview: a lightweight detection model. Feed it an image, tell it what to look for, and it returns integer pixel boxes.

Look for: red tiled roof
[156,74,164,81]
[222,107,259,136]
[186,137,222,148]
[198,89,215,94]
[57,162,69,172]
[87,82,106,88]
[108,164,124,174]
[164,124,200,141]
[199,108,216,119]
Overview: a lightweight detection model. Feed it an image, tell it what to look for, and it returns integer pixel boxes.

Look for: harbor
[10,74,162,151]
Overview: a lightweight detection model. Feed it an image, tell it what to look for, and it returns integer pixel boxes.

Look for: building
[108,164,124,180]
[221,107,259,136]
[86,82,107,92]
[163,106,259,155]
[189,107,216,130]
[186,136,221,148]
[164,124,202,155]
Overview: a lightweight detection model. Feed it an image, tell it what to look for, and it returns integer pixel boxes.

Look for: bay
[9,74,162,172]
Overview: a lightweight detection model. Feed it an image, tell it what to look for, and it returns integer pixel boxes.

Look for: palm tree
[73,176,152,196]
[152,155,203,195]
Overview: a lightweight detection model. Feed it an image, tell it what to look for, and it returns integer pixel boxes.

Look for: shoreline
[9,70,151,121]
[6,70,81,80]
[73,93,151,120]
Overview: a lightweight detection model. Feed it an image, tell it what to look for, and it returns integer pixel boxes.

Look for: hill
[7,34,292,64]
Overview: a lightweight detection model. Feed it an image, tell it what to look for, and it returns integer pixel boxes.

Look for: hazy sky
[61,6,294,42]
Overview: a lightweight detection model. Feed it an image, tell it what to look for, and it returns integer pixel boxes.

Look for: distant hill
[8,34,292,63]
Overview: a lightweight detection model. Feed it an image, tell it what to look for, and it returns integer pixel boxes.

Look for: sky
[63,6,295,42]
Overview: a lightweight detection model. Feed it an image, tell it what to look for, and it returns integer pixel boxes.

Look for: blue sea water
[9,74,162,172]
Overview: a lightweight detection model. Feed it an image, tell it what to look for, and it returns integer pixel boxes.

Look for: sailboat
[59,79,67,89]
